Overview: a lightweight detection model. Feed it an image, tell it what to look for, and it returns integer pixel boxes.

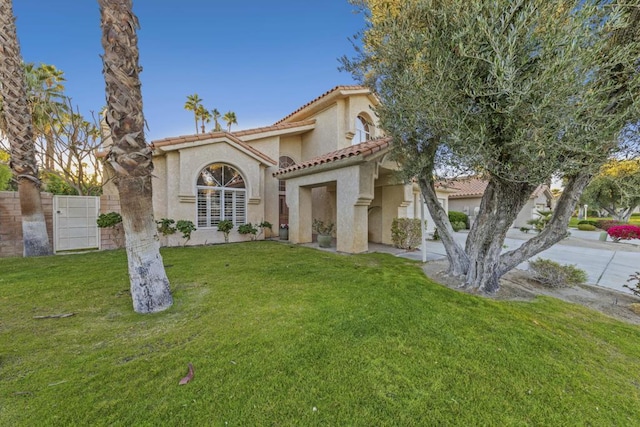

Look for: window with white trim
[352,115,371,145]
[196,163,246,227]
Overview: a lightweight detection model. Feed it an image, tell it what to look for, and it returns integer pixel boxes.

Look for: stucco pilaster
[288,185,312,244]
[335,164,373,253]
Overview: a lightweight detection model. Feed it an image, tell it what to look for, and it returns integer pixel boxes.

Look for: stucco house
[129,85,451,253]
[445,176,554,228]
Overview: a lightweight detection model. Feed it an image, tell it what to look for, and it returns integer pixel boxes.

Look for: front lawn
[1,242,639,425]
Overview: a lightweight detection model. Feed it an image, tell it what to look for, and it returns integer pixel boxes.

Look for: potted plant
[279,223,289,240]
[313,218,335,248]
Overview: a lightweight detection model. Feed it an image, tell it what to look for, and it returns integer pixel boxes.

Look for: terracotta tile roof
[273,137,392,177]
[152,131,277,165]
[531,184,551,198]
[274,85,370,125]
[229,119,316,137]
[151,119,315,148]
[445,177,488,199]
[445,177,551,200]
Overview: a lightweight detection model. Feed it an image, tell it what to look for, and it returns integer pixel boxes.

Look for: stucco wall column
[336,167,372,254]
[336,198,370,253]
[289,185,312,244]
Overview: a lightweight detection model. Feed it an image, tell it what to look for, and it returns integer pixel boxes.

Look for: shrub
[97,212,122,228]
[528,258,587,288]
[631,213,640,218]
[217,220,234,243]
[391,218,423,250]
[238,223,259,240]
[577,220,598,227]
[595,219,625,231]
[448,211,468,227]
[528,210,553,232]
[97,212,124,248]
[624,272,640,297]
[451,221,466,232]
[156,218,176,236]
[577,224,597,231]
[607,225,640,242]
[176,220,196,243]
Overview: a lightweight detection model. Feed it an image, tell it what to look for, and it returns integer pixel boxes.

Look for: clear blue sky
[13,1,366,142]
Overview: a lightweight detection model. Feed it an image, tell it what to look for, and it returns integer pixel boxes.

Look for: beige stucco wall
[297,93,380,162]
[152,141,269,246]
[448,197,481,218]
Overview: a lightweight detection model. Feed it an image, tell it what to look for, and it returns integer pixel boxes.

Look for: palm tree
[184,93,202,134]
[99,0,172,313]
[195,104,211,134]
[0,0,52,256]
[211,108,222,132]
[223,110,237,132]
[24,63,67,170]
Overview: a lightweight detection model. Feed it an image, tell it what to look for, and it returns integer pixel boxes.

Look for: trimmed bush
[451,221,466,232]
[607,225,640,242]
[448,211,468,228]
[577,220,598,227]
[528,258,587,288]
[595,219,625,231]
[391,218,423,250]
[577,224,597,231]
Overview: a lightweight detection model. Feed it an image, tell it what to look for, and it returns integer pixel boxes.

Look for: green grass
[1,242,640,425]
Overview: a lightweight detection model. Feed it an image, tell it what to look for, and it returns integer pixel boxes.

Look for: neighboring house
[446,177,554,228]
[103,85,451,253]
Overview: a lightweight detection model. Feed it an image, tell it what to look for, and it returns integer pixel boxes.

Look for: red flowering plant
[607,225,640,242]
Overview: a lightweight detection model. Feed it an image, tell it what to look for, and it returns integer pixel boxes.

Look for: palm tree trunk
[0,0,52,256]
[100,0,172,313]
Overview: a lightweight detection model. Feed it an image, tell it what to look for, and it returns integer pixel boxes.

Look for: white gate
[53,195,100,252]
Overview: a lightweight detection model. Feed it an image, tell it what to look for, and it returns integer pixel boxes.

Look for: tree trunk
[119,176,173,313]
[419,177,469,276]
[463,179,535,293]
[0,0,52,256]
[100,0,172,313]
[498,171,592,277]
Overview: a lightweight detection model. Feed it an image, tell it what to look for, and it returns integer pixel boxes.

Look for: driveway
[397,228,640,295]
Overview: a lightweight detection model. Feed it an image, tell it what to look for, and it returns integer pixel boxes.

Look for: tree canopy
[344,0,640,292]
[581,159,640,221]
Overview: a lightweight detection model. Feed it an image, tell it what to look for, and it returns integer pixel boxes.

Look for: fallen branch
[33,313,76,319]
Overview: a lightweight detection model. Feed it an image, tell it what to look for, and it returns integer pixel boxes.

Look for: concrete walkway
[392,229,640,295]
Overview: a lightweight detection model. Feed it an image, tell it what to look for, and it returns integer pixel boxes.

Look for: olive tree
[581,159,640,221]
[344,0,639,292]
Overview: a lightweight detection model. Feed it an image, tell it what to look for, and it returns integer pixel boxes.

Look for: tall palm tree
[223,110,237,132]
[24,63,67,170]
[184,93,202,134]
[0,0,52,256]
[195,104,211,134]
[99,0,172,313]
[211,108,222,132]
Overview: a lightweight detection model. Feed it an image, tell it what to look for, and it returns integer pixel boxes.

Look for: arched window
[196,163,246,227]
[352,115,371,145]
[278,156,295,192]
[278,156,295,227]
